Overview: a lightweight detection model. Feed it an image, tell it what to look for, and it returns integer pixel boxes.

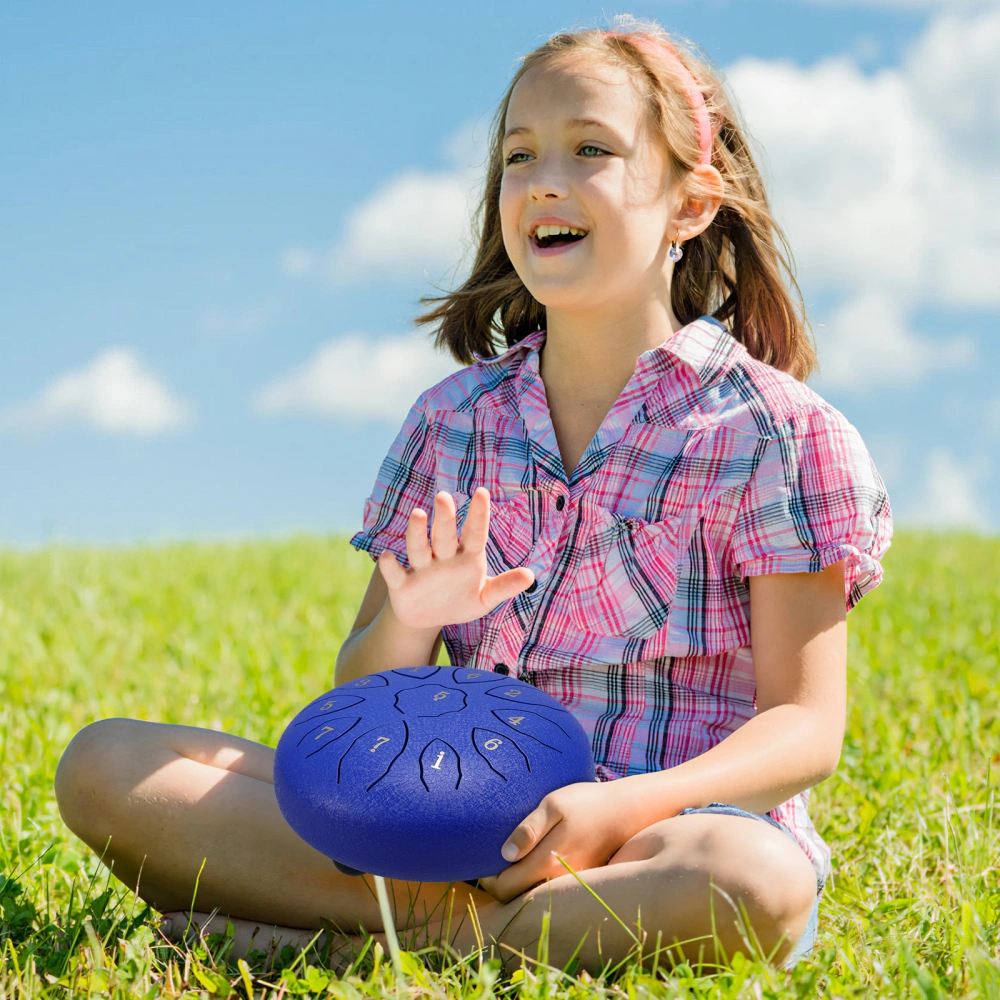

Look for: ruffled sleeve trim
[349,527,409,567]
[738,542,884,612]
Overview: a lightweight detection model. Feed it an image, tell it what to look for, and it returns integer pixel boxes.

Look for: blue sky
[2,0,998,546]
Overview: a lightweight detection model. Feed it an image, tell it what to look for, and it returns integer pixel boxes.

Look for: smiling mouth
[531,224,588,249]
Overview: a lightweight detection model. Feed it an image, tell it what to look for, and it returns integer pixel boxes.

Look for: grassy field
[0,532,997,998]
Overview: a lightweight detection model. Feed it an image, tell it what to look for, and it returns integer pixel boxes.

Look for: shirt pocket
[452,490,537,576]
[568,507,682,639]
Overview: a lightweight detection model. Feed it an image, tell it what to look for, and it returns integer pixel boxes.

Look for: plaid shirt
[352,316,893,894]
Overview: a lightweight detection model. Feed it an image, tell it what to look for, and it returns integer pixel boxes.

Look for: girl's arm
[620,558,848,817]
[488,560,847,901]
[334,566,443,686]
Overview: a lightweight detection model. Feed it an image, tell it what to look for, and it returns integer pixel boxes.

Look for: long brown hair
[417,18,817,380]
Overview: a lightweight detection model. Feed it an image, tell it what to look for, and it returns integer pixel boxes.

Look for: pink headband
[604,31,713,166]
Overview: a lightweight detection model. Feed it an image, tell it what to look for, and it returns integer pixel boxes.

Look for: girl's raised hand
[377,487,535,630]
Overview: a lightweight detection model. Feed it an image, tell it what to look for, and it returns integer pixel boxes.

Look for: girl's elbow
[819,732,845,778]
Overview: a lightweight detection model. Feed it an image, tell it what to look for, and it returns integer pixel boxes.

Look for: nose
[527,152,569,202]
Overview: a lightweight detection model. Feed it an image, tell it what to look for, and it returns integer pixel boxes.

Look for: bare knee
[621,815,817,966]
[692,821,817,964]
[55,718,152,848]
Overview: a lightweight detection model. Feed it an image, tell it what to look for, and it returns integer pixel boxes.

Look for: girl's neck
[539,298,685,392]
[536,298,687,479]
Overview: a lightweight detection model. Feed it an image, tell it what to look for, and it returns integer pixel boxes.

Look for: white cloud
[725,8,1000,308]
[904,10,1000,158]
[0,348,193,436]
[860,432,907,495]
[253,331,461,422]
[280,122,487,286]
[906,447,992,531]
[812,291,975,389]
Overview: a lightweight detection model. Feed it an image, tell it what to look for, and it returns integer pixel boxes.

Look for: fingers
[404,508,432,570]
[482,567,535,613]
[501,796,559,864]
[458,487,491,554]
[473,874,500,899]
[492,799,566,902]
[492,846,564,903]
[430,492,458,560]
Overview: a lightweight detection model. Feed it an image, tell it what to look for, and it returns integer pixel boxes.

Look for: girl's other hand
[377,487,535,630]
[478,780,641,904]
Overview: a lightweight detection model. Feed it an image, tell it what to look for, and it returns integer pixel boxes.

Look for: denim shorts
[677,802,820,969]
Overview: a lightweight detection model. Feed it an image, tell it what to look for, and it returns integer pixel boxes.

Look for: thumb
[502,797,559,862]
[481,568,535,612]
[377,549,408,590]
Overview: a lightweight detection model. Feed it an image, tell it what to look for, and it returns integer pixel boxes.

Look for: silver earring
[668,237,684,262]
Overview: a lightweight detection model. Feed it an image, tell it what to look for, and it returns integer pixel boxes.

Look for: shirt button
[555,495,566,511]
[493,663,510,675]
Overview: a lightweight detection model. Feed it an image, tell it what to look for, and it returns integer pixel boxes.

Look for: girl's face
[500,54,681,316]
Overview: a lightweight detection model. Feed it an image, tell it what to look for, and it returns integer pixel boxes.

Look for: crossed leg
[55,719,818,973]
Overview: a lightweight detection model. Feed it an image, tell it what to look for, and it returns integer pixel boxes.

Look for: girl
[55,15,892,974]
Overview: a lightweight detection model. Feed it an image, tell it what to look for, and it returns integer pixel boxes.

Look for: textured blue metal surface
[274,666,597,882]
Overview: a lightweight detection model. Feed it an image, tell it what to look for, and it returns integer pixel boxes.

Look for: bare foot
[158,910,369,969]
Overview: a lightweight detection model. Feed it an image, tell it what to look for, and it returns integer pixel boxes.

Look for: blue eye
[579,145,606,157]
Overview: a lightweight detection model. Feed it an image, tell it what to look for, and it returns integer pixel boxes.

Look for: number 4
[507,716,524,726]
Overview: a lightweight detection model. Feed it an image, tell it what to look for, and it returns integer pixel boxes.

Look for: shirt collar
[636,316,742,384]
[478,317,741,386]
[473,329,546,366]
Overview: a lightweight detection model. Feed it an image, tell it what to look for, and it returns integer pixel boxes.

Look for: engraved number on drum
[431,751,445,770]
[314,725,335,740]
[503,690,521,697]
[320,700,335,710]
[483,738,504,751]
[432,691,449,701]
[369,736,391,753]
[507,716,524,726]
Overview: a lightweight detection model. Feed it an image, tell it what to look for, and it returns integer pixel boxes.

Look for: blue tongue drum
[273,666,597,882]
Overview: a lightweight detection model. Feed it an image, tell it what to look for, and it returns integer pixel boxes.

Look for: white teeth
[534,224,587,239]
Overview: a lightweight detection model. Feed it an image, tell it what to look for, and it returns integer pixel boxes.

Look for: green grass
[0,532,997,998]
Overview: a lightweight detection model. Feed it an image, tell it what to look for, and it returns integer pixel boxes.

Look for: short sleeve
[730,402,893,611]
[350,390,437,568]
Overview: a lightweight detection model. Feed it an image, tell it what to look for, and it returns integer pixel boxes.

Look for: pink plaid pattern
[352,316,894,894]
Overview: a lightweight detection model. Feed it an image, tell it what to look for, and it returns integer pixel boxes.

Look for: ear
[669,164,724,242]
